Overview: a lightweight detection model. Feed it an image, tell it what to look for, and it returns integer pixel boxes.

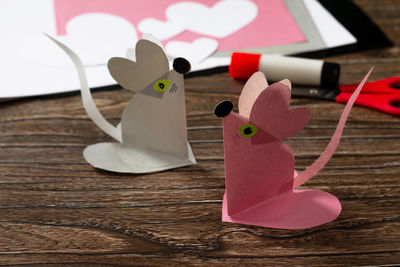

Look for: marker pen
[229,52,340,88]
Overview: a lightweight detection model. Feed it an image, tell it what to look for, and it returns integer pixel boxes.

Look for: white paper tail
[293,67,373,188]
[46,34,122,142]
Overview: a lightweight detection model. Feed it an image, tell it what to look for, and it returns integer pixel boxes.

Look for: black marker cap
[321,62,340,88]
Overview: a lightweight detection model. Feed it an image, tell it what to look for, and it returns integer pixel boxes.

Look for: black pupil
[243,127,253,135]
[159,83,165,89]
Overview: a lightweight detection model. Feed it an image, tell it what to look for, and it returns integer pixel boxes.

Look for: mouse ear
[250,82,310,139]
[279,79,291,90]
[107,57,151,92]
[239,72,268,119]
[135,39,169,71]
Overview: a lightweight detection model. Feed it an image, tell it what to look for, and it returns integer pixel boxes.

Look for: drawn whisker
[233,133,240,143]
[169,83,178,93]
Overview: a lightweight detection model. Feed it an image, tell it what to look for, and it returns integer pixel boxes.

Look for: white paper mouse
[48,35,196,173]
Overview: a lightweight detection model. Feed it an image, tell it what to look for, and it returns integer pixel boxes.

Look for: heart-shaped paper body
[107,39,169,93]
[222,188,341,229]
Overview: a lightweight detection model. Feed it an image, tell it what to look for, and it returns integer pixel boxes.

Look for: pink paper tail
[293,67,374,188]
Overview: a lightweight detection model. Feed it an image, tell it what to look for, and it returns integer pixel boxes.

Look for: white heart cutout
[165,38,218,63]
[138,18,185,41]
[166,0,258,38]
[19,13,137,67]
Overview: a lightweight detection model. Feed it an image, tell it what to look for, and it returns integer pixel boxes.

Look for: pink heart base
[222,183,342,229]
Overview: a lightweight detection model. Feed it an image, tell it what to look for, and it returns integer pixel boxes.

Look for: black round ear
[214,100,233,117]
[173,57,191,74]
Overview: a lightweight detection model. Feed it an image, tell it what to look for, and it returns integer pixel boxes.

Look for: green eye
[239,123,258,138]
[153,79,171,92]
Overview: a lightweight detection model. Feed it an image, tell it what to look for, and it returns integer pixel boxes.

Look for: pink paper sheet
[220,69,372,229]
[54,0,306,51]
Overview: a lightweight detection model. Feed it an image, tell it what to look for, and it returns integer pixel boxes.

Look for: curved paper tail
[293,67,374,188]
[45,34,122,142]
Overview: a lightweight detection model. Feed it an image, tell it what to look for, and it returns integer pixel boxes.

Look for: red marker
[229,52,340,88]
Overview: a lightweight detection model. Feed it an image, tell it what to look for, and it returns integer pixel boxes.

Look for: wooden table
[1,1,399,266]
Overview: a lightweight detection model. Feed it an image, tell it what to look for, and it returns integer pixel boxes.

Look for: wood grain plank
[1,1,400,265]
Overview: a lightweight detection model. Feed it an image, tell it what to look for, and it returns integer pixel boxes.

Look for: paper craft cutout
[165,38,218,63]
[165,0,258,38]
[48,35,196,173]
[20,13,137,67]
[215,69,372,229]
[138,18,185,41]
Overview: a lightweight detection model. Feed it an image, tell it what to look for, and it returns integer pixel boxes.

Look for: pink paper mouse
[214,70,372,229]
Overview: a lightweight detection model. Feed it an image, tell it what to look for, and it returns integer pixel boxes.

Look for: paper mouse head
[215,71,310,144]
[108,39,190,95]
